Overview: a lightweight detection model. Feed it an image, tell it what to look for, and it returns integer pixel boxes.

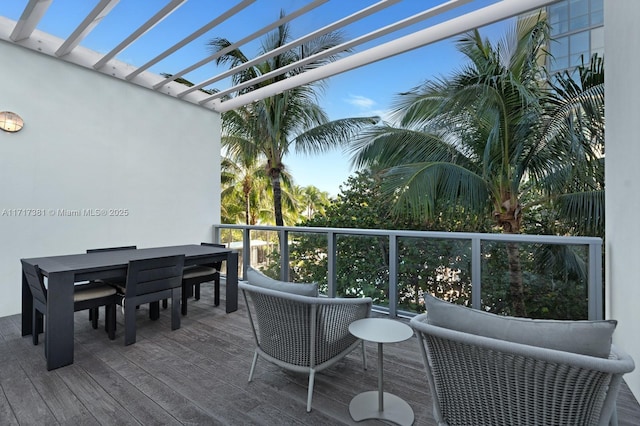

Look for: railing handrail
[214,224,602,245]
[213,224,603,320]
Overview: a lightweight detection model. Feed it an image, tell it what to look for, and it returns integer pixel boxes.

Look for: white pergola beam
[202,0,473,104]
[177,0,403,98]
[10,0,52,42]
[126,0,256,81]
[94,0,187,70]
[55,0,121,57]
[152,0,328,90]
[214,0,559,112]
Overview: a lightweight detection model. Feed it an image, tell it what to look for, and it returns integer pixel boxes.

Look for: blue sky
[2,0,512,196]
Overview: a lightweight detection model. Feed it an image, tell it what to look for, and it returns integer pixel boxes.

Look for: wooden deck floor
[1,282,639,425]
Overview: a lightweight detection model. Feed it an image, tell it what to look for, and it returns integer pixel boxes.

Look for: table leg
[45,271,75,370]
[378,342,384,411]
[171,286,181,330]
[21,268,33,336]
[349,341,415,425]
[149,301,160,320]
[225,252,238,313]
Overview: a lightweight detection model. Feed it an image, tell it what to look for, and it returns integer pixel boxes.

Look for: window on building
[569,31,590,67]
[550,36,570,71]
[591,0,603,26]
[547,0,603,73]
[549,2,569,36]
[569,0,589,31]
[591,27,604,58]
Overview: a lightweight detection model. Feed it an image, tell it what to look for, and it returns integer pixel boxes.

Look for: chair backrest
[240,282,371,368]
[199,242,225,269]
[201,242,225,248]
[21,261,47,304]
[410,313,636,426]
[125,255,185,298]
[87,245,137,253]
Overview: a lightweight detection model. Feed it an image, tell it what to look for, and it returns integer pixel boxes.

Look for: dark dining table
[21,244,239,370]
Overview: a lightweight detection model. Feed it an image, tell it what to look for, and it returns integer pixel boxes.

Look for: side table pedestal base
[349,391,414,425]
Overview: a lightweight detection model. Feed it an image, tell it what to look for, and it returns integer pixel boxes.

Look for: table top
[21,244,233,274]
[349,318,413,344]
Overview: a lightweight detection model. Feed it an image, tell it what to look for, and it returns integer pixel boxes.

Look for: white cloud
[346,94,376,109]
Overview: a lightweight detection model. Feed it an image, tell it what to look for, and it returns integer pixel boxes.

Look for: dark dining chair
[180,242,225,315]
[116,255,185,346]
[21,261,117,347]
[86,245,137,328]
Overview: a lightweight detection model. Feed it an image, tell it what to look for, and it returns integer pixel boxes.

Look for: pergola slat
[125,0,256,81]
[55,0,121,57]
[9,0,52,42]
[93,0,187,70]
[151,0,329,90]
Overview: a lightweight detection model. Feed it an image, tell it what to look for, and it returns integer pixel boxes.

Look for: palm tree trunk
[242,176,252,225]
[271,173,284,227]
[506,242,526,316]
[244,193,250,225]
[496,200,526,316]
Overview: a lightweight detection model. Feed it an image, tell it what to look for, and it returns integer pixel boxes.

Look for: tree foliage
[281,170,589,319]
[214,12,377,226]
[231,16,601,320]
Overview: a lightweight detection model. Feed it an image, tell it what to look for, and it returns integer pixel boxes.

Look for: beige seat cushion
[74,285,117,302]
[183,265,217,280]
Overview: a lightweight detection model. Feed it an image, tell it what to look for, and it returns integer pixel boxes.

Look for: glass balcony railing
[213,224,603,320]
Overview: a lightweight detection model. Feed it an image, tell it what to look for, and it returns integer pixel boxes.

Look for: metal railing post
[388,234,398,317]
[327,230,337,297]
[242,228,250,279]
[589,241,603,320]
[212,225,219,244]
[471,237,482,310]
[280,228,289,282]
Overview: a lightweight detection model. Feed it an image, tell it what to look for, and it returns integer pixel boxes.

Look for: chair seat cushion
[183,265,217,280]
[74,285,117,302]
[424,294,616,358]
[246,266,318,297]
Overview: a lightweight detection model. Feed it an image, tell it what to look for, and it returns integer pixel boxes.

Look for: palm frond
[555,190,604,235]
[381,162,489,220]
[348,125,477,173]
[532,244,588,282]
[294,116,379,155]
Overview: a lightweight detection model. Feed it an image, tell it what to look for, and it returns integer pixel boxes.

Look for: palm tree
[345,16,571,316]
[220,154,267,225]
[300,185,331,220]
[221,150,300,225]
[538,54,605,236]
[212,12,378,226]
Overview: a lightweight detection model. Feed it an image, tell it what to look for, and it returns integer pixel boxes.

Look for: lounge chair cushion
[246,266,318,297]
[424,294,616,358]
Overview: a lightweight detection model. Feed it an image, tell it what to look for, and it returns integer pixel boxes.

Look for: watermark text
[1,208,129,217]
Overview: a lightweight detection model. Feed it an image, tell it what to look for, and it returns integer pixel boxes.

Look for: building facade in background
[547,0,604,74]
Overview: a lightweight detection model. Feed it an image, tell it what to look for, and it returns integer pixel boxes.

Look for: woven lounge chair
[240,278,372,412]
[410,295,635,426]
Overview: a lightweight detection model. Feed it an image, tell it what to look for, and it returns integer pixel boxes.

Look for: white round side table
[348,317,414,426]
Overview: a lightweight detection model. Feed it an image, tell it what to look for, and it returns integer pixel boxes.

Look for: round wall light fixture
[0,111,24,132]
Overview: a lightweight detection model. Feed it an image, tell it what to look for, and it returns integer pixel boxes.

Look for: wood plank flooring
[1,282,639,425]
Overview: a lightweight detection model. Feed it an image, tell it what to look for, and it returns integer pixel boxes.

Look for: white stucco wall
[0,41,221,317]
[605,0,640,401]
